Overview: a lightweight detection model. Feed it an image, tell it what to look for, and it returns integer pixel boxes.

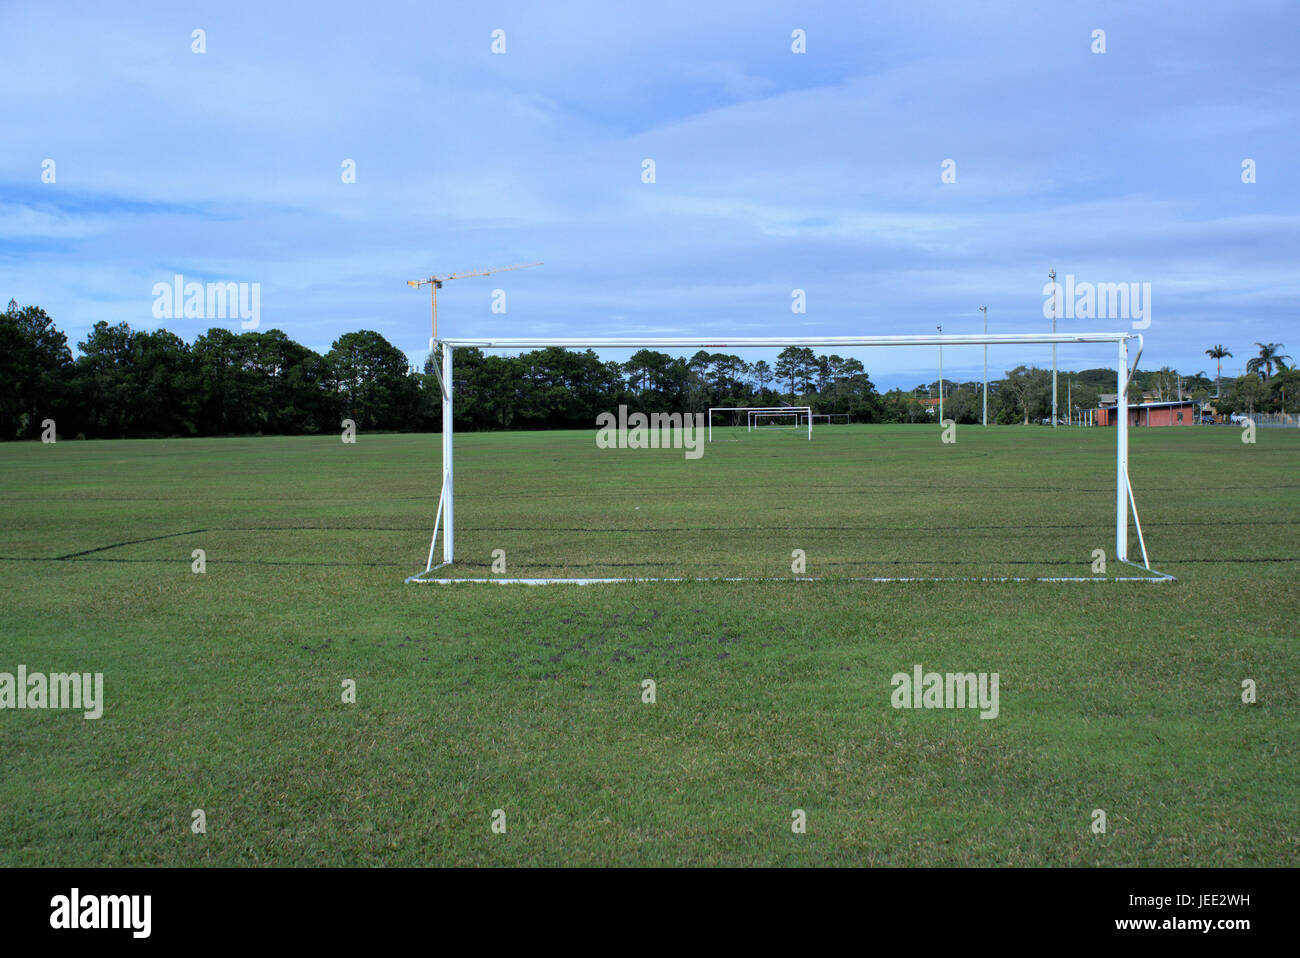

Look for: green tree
[794,348,817,394]
[879,388,927,423]
[192,328,261,434]
[998,366,1052,424]
[1270,367,1299,414]
[326,330,419,431]
[774,347,800,397]
[131,329,201,436]
[69,322,199,437]
[252,329,334,433]
[70,321,135,437]
[944,387,979,424]
[823,370,882,421]
[0,300,74,438]
[1228,373,1269,415]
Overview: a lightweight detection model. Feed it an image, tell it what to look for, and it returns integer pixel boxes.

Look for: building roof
[1098,398,1200,410]
[1099,392,1161,405]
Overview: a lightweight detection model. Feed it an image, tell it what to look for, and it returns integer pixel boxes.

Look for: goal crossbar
[437,333,1133,348]
[407,331,1172,584]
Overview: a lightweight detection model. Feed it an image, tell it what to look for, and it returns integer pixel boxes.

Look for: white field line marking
[405,572,1176,585]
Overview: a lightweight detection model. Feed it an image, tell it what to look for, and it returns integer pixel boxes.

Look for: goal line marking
[405,568,1176,586]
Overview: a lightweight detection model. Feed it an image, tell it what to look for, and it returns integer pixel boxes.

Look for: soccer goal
[749,409,808,432]
[811,413,850,425]
[708,406,812,441]
[406,332,1171,585]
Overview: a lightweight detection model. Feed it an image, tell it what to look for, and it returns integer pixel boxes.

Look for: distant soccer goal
[810,413,851,425]
[750,410,803,431]
[708,406,812,441]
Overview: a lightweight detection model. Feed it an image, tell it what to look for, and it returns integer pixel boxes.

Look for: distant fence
[1249,412,1299,428]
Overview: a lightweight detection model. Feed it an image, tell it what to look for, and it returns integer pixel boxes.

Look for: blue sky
[2,0,1296,389]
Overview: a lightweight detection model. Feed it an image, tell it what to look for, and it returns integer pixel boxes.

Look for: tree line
[2,300,1292,439]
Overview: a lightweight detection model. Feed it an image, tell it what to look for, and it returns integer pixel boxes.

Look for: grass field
[1,424,1297,866]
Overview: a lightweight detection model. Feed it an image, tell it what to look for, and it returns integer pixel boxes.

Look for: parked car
[1199,415,1217,425]
[1230,412,1250,424]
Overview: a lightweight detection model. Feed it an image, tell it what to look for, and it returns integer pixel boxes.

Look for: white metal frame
[749,410,803,432]
[708,406,812,441]
[811,413,851,425]
[406,332,1172,584]
[754,408,800,428]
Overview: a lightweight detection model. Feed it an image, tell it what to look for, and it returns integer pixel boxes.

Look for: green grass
[1,424,1297,865]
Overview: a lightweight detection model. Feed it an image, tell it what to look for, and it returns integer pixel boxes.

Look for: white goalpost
[751,410,798,430]
[708,406,812,441]
[749,409,809,434]
[811,413,850,425]
[406,332,1170,585]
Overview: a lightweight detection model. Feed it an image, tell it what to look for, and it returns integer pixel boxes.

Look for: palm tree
[1246,343,1293,382]
[1205,345,1232,398]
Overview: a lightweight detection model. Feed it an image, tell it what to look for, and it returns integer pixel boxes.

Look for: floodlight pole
[1116,336,1128,563]
[980,306,988,426]
[937,325,944,422]
[1050,269,1058,428]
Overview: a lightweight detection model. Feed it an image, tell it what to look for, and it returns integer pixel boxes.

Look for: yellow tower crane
[407,261,542,340]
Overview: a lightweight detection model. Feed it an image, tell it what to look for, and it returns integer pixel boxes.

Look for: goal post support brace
[409,332,1163,582]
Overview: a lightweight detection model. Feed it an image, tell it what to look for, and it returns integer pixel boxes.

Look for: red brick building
[1095,398,1201,426]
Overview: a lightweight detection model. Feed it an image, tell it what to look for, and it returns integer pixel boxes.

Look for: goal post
[750,410,800,429]
[749,409,810,437]
[708,406,812,440]
[407,332,1165,583]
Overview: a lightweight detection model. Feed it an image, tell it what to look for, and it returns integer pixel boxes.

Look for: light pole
[979,306,988,426]
[937,324,944,423]
[1049,268,1058,427]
